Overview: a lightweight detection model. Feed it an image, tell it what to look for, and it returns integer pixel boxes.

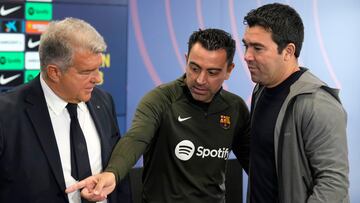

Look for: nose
[92,69,102,84]
[196,71,207,85]
[243,49,254,62]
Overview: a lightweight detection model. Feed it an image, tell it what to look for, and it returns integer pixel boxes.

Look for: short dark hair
[243,3,304,58]
[187,28,236,65]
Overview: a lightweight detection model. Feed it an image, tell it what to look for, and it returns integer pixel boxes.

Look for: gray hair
[39,17,107,72]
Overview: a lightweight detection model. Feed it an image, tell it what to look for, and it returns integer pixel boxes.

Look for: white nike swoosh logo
[0,5,21,16]
[178,116,192,122]
[0,74,21,85]
[28,38,40,49]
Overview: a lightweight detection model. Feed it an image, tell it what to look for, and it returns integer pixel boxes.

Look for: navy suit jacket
[0,76,131,203]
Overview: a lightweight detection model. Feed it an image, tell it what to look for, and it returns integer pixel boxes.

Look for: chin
[250,77,259,84]
[193,95,210,103]
[81,95,92,102]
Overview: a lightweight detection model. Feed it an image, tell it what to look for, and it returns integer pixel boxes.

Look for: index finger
[65,179,92,193]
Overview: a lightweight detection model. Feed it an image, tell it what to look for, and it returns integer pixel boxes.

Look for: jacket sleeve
[105,88,168,182]
[232,100,251,174]
[299,89,349,203]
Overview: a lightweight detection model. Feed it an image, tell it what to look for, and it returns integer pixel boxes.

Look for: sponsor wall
[0,1,50,90]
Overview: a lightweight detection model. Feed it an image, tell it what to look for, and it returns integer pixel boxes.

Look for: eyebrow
[188,61,222,71]
[77,66,98,73]
[242,39,265,47]
[189,61,201,68]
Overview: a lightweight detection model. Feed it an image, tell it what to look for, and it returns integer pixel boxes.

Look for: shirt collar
[40,73,87,115]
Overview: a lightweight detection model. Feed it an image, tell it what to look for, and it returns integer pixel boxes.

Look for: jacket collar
[253,67,341,104]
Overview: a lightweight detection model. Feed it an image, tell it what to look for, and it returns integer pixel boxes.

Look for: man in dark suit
[0,17,130,203]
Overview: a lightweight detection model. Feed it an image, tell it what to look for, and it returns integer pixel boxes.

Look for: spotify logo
[175,140,230,161]
[175,140,195,161]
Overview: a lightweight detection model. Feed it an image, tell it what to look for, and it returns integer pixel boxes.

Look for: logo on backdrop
[1,20,23,33]
[0,33,24,52]
[0,3,24,18]
[25,34,40,51]
[25,2,52,21]
[0,71,23,86]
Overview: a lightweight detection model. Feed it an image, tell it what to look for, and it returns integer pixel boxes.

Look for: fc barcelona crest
[220,115,231,129]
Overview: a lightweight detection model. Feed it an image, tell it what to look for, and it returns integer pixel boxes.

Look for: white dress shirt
[40,74,107,203]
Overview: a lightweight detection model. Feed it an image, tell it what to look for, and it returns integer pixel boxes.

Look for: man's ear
[46,65,62,83]
[225,63,235,80]
[284,43,296,61]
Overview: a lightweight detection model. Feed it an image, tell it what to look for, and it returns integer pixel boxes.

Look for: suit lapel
[25,76,67,192]
[87,92,123,203]
[87,98,112,168]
